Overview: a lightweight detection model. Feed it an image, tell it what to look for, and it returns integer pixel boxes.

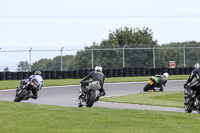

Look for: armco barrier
[0,67,195,80]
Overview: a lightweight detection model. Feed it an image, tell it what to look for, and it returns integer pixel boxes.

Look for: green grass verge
[0,101,200,133]
[0,75,189,90]
[101,91,185,108]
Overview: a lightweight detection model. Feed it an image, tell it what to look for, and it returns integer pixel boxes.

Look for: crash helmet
[163,72,169,79]
[34,70,41,75]
[194,63,200,69]
[95,66,102,72]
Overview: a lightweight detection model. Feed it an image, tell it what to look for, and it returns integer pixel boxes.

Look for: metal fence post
[183,44,187,67]
[153,45,156,68]
[92,47,94,69]
[60,47,64,71]
[123,45,126,68]
[29,47,33,72]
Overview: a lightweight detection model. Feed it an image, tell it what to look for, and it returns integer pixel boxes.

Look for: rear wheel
[143,84,151,92]
[14,89,28,102]
[86,90,96,107]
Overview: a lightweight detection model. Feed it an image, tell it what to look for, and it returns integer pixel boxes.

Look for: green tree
[31,55,74,71]
[68,27,158,69]
[4,67,9,72]
[32,59,51,71]
[17,61,30,72]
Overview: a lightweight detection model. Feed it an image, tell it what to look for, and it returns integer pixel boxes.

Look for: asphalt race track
[0,80,187,113]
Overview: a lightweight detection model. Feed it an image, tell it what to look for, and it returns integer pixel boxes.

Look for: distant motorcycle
[184,86,200,113]
[143,77,163,92]
[78,81,101,107]
[14,80,37,102]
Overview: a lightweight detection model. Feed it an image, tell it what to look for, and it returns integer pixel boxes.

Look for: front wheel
[143,84,151,92]
[86,90,96,107]
[184,98,192,113]
[14,89,28,102]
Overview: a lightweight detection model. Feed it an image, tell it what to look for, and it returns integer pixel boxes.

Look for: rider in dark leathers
[79,66,106,101]
[184,63,200,99]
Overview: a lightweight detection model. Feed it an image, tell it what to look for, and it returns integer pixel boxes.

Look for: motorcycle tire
[14,89,28,102]
[86,90,96,107]
[184,99,192,113]
[143,83,151,92]
[159,88,163,91]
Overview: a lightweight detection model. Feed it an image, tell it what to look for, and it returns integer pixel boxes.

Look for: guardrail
[0,67,193,80]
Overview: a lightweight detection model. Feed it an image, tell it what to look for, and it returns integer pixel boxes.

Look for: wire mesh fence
[0,45,199,72]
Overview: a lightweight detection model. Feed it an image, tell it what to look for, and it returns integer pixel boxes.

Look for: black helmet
[34,70,41,75]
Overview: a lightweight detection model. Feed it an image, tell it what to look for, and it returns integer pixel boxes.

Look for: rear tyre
[143,84,151,92]
[86,90,96,107]
[14,89,28,102]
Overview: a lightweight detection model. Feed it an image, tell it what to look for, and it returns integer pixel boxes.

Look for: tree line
[15,27,200,72]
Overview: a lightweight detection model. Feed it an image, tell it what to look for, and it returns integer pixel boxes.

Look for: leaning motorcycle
[14,80,36,102]
[184,86,200,113]
[78,81,101,107]
[143,77,163,92]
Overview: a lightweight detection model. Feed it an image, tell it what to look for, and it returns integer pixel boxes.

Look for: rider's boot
[27,93,38,99]
[95,92,106,102]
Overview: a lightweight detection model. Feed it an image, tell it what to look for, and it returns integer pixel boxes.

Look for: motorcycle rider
[79,66,106,102]
[184,63,200,100]
[151,72,169,91]
[20,70,44,99]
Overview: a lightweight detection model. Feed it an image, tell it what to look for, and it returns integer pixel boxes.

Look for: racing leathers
[80,71,106,101]
[20,75,44,99]
[184,67,200,99]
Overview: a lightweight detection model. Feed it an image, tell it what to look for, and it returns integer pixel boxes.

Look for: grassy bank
[0,75,188,90]
[0,101,199,133]
[101,91,184,108]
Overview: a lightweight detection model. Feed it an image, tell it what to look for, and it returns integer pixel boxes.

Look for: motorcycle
[78,81,101,107]
[184,86,200,113]
[143,77,163,92]
[14,80,36,102]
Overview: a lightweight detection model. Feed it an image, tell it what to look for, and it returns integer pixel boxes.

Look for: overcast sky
[0,0,200,71]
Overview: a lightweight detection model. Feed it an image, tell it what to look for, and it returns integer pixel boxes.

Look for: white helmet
[95,66,102,72]
[194,63,200,69]
[163,72,169,79]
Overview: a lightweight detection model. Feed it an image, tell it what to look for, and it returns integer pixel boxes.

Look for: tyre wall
[0,67,193,80]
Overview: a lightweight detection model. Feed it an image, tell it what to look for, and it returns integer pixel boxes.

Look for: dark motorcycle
[14,80,36,102]
[184,86,200,113]
[78,81,101,107]
[143,77,163,92]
